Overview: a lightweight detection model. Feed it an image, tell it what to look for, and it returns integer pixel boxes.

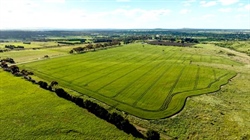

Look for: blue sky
[0,0,249,29]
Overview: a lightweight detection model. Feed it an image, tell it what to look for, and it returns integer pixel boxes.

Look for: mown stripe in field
[130,64,180,110]
[107,71,236,114]
[71,49,162,85]
[90,52,173,95]
[131,63,179,107]
[108,52,177,98]
[159,66,186,111]
[172,66,198,93]
[193,66,200,90]
[112,54,181,104]
[206,73,228,88]
[61,53,141,81]
[129,54,190,108]
[114,54,185,108]
[80,48,175,86]
[65,51,152,82]
[40,45,155,77]
[37,50,118,71]
[213,69,216,80]
[18,44,239,119]
[50,50,143,78]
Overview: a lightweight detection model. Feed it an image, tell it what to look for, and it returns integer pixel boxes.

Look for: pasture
[0,46,74,63]
[0,70,136,139]
[214,41,250,56]
[20,43,238,119]
[0,41,59,49]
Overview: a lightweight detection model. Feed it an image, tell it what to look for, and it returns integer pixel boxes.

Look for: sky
[0,0,249,29]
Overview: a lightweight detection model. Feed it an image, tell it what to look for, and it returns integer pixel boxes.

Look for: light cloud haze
[0,0,249,29]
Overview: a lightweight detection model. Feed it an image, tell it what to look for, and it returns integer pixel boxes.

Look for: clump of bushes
[55,88,144,138]
[0,58,159,140]
[5,45,24,49]
[0,57,15,63]
[227,52,236,56]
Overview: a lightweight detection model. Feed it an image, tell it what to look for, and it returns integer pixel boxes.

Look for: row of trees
[70,41,121,53]
[0,58,35,80]
[0,58,160,140]
[0,57,15,63]
[54,88,145,138]
[5,45,24,49]
[54,88,160,140]
[147,40,194,47]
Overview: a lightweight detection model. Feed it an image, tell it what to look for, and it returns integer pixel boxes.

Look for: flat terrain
[0,41,59,49]
[129,46,250,139]
[214,41,250,56]
[0,70,136,139]
[20,43,238,119]
[0,46,73,63]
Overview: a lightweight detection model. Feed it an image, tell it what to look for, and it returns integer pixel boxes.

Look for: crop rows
[20,43,237,119]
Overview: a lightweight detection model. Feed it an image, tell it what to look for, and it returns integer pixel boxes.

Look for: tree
[50,81,58,87]
[86,43,94,50]
[38,81,48,89]
[170,38,176,42]
[146,130,160,140]
[9,65,19,74]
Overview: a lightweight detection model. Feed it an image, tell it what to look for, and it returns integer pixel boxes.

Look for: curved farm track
[19,44,243,119]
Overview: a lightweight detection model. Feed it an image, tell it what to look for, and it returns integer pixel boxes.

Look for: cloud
[43,0,65,3]
[179,9,191,14]
[218,0,239,5]
[237,4,250,12]
[218,8,232,12]
[245,4,250,10]
[238,3,244,6]
[201,14,216,19]
[182,0,196,6]
[116,0,130,2]
[200,1,217,7]
[235,14,248,18]
[112,8,171,20]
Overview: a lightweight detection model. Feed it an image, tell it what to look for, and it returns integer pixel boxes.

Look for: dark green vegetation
[129,67,250,139]
[1,29,249,42]
[20,43,238,119]
[127,43,250,139]
[214,41,250,56]
[1,29,249,139]
[0,71,137,139]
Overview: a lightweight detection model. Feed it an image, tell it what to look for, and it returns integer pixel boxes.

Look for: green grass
[0,41,59,49]
[127,43,250,139]
[129,72,250,139]
[214,41,250,56]
[0,47,74,63]
[0,70,136,139]
[19,43,238,119]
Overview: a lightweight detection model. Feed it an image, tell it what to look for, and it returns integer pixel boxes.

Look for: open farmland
[0,46,75,63]
[0,41,59,49]
[214,41,250,56]
[20,43,239,119]
[0,70,136,139]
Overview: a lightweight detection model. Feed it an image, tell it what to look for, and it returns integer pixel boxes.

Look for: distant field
[214,41,250,56]
[0,41,59,49]
[20,43,238,119]
[0,71,135,139]
[0,46,75,63]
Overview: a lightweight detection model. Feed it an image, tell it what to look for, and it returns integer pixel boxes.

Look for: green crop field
[0,41,59,49]
[0,46,74,63]
[20,43,238,119]
[213,41,250,56]
[0,70,136,139]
